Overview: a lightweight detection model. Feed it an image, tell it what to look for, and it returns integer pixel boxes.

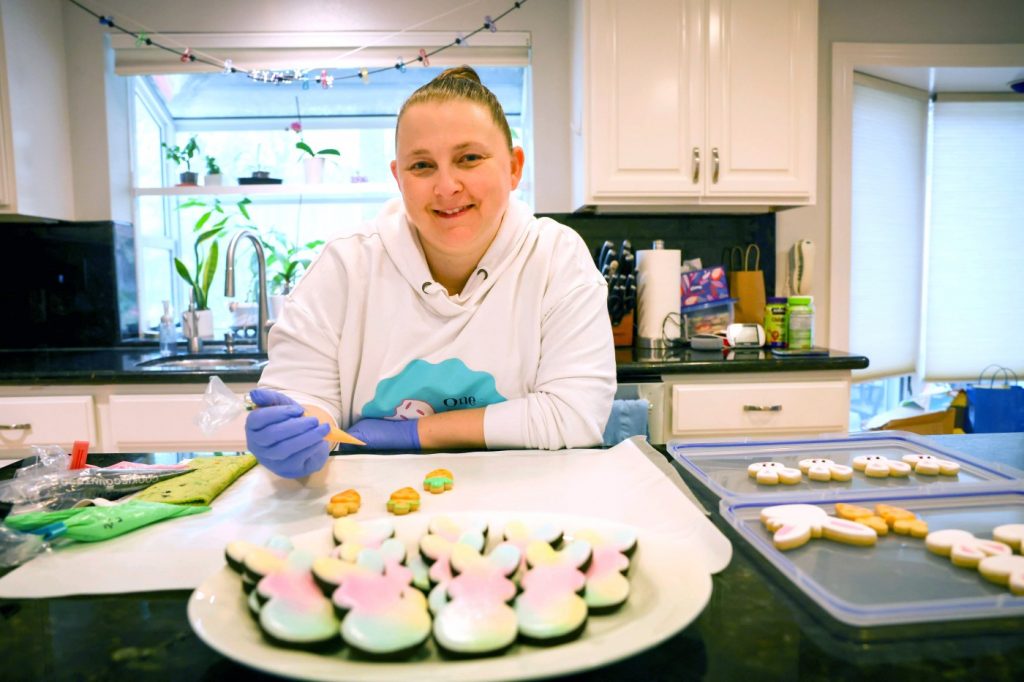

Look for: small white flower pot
[182,309,214,340]
[303,157,325,184]
[204,174,223,186]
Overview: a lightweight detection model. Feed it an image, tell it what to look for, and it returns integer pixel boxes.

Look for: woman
[247,66,615,478]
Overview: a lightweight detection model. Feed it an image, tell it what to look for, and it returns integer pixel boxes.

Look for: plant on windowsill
[204,155,223,186]
[161,135,200,186]
[290,120,340,184]
[262,231,325,319]
[174,196,254,338]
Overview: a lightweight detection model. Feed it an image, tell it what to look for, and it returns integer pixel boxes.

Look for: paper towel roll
[636,248,682,348]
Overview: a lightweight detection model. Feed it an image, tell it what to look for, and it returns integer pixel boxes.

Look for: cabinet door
[705,0,817,200]
[109,394,246,452]
[584,0,705,202]
[0,396,96,450]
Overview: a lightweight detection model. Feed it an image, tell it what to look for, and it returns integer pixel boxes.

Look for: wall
[777,0,1024,349]
[59,0,573,216]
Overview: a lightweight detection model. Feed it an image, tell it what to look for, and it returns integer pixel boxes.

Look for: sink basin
[135,354,268,371]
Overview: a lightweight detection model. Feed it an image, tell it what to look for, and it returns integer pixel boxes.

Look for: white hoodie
[259,197,616,449]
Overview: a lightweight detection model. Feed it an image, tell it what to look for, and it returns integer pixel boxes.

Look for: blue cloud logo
[361,358,506,419]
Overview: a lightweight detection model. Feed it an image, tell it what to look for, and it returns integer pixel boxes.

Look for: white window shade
[110,32,530,75]
[849,76,928,381]
[924,98,1024,381]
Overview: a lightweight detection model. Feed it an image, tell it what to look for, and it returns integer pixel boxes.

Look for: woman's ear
[390,159,399,184]
[510,146,525,190]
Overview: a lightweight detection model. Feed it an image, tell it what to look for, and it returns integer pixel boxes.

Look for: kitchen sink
[134,354,268,371]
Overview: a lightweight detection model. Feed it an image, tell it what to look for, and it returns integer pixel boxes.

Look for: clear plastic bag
[195,375,250,435]
[14,444,70,480]
[0,467,190,513]
[0,525,48,568]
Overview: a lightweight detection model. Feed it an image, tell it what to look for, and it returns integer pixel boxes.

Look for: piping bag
[5,500,209,543]
[196,376,364,445]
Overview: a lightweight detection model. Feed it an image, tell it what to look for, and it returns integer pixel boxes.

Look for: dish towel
[602,399,651,446]
[133,454,257,505]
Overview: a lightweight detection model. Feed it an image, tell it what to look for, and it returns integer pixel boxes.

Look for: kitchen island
[0,433,1019,681]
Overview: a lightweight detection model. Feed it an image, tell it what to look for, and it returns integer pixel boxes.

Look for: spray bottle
[159,300,176,355]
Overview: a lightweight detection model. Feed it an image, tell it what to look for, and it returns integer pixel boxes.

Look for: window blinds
[924,98,1024,381]
[849,76,928,381]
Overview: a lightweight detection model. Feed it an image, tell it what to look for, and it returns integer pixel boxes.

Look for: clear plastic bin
[681,298,735,341]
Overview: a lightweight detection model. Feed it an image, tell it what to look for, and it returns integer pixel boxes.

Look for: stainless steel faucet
[224,230,270,355]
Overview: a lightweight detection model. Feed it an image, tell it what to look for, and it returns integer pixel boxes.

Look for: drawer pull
[743,405,782,412]
[0,423,31,430]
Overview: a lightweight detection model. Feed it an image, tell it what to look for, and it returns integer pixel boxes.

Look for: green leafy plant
[205,155,222,175]
[263,231,324,295]
[173,197,253,310]
[161,135,200,172]
[290,121,340,159]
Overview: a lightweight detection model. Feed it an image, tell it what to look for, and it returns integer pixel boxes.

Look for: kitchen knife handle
[742,405,781,412]
[0,423,31,430]
[691,147,701,183]
[712,147,720,183]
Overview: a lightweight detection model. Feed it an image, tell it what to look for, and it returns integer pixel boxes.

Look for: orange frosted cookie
[834,503,887,535]
[423,469,454,494]
[387,487,421,515]
[326,489,361,518]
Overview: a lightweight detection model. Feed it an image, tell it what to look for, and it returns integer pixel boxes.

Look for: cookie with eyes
[901,453,960,476]
[851,454,912,478]
[431,542,522,657]
[747,461,802,485]
[798,457,853,482]
[515,539,593,645]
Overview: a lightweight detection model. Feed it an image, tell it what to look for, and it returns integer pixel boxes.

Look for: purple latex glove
[345,418,421,451]
[246,389,330,478]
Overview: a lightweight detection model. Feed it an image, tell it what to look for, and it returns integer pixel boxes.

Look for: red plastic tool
[69,440,90,470]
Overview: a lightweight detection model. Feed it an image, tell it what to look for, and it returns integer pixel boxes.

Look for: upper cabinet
[571,0,817,211]
[0,0,75,221]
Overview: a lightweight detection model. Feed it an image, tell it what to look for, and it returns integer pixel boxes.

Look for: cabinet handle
[692,147,701,183]
[712,147,720,184]
[0,423,31,430]
[743,405,782,412]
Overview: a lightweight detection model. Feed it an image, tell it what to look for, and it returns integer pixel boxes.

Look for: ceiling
[857,66,1024,93]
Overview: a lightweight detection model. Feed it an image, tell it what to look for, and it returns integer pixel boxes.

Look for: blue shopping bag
[964,366,1024,433]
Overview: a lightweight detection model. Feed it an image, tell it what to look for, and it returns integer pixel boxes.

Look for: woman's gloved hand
[246,389,330,478]
[345,418,421,451]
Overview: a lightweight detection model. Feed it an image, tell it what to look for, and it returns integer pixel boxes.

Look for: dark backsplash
[541,212,776,296]
[0,221,138,349]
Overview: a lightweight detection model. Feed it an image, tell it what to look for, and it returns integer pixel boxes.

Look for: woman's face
[391,100,524,264]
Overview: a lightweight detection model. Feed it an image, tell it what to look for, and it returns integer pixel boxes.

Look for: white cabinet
[572,0,817,210]
[0,0,75,220]
[0,395,97,451]
[659,370,850,440]
[108,393,247,452]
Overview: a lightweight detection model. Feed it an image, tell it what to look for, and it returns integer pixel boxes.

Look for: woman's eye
[409,161,433,171]
[460,154,484,164]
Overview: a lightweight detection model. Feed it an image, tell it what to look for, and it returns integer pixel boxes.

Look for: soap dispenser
[159,300,176,355]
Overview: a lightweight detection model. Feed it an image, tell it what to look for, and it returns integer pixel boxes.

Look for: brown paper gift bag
[727,244,766,324]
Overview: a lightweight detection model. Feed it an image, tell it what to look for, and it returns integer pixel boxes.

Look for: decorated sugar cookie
[257,566,341,650]
[503,519,565,572]
[747,461,801,485]
[978,554,1024,595]
[387,487,421,515]
[834,503,886,535]
[516,539,592,644]
[760,504,877,551]
[573,527,637,614]
[798,457,854,482]
[332,517,395,562]
[851,454,912,478]
[993,524,1024,552]
[874,503,929,537]
[924,529,1012,568]
[326,489,361,517]
[901,453,960,476]
[423,468,454,494]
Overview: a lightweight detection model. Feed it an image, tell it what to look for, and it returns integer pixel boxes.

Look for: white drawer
[0,396,96,450]
[109,394,246,451]
[671,379,849,436]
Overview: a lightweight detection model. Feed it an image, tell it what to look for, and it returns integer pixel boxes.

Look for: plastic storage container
[681,298,735,341]
[786,295,814,349]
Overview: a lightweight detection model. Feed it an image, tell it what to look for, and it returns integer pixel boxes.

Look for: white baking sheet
[0,438,730,598]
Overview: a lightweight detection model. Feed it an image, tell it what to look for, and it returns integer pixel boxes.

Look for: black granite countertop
[0,434,1019,681]
[0,346,868,386]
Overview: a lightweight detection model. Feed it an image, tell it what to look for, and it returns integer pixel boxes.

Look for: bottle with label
[764,296,788,348]
[786,296,814,349]
[159,300,176,355]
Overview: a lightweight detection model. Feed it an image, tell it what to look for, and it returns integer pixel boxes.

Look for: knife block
[612,311,634,347]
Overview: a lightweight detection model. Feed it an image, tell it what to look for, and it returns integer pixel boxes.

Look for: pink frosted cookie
[312,537,404,596]
[257,566,341,651]
[516,539,592,644]
[901,453,960,476]
[924,529,1011,568]
[978,555,1024,595]
[747,461,801,485]
[503,519,564,573]
[760,504,877,551]
[431,542,521,657]
[851,454,911,478]
[332,517,395,562]
[798,457,853,482]
[992,524,1024,552]
[573,527,638,614]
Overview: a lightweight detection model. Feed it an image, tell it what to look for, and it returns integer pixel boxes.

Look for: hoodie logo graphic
[361,358,506,420]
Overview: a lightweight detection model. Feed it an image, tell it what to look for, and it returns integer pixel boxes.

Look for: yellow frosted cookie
[893,518,929,537]
[387,487,421,515]
[326,489,361,517]
[853,515,889,536]
[423,468,454,494]
[835,503,873,521]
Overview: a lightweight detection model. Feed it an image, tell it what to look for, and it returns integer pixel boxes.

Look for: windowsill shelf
[133,183,398,203]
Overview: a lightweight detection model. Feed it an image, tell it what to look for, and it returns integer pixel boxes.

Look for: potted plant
[204,155,223,186]
[161,135,200,185]
[262,231,324,318]
[290,121,340,183]
[173,197,254,337]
